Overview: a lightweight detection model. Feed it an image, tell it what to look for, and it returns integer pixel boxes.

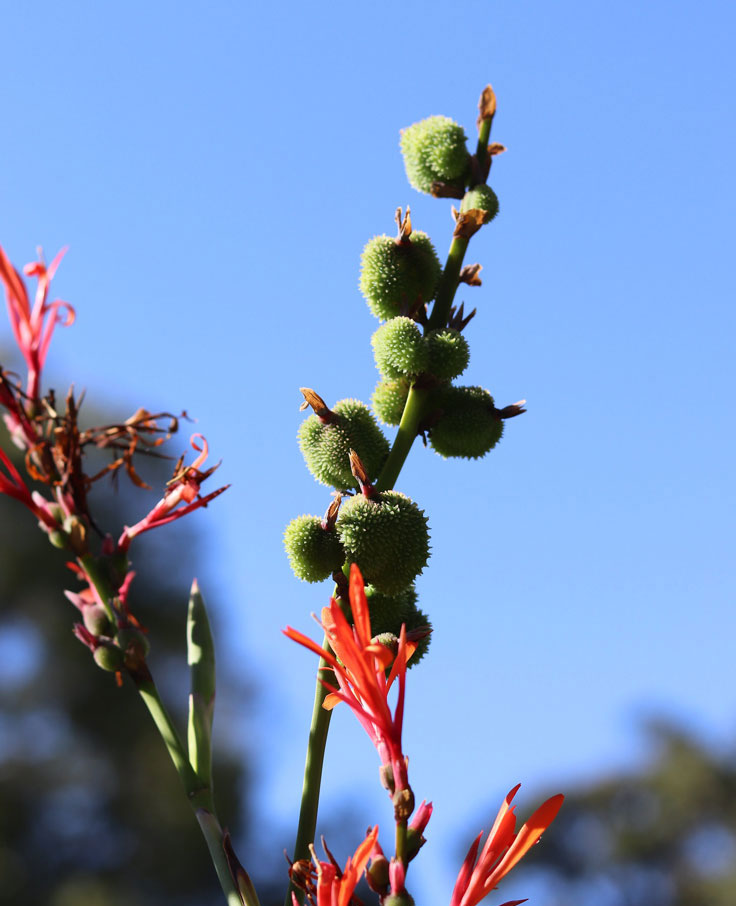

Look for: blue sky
[2,1,735,901]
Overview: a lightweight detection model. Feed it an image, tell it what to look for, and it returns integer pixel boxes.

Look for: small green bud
[425,327,470,381]
[337,491,430,595]
[115,627,150,663]
[400,115,469,195]
[47,528,68,549]
[460,184,500,223]
[366,853,390,895]
[372,317,428,380]
[284,515,345,583]
[360,233,441,321]
[372,378,410,427]
[298,399,389,491]
[82,603,113,637]
[384,894,415,906]
[93,643,125,673]
[429,386,503,459]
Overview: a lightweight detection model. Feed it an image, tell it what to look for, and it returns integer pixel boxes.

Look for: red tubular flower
[117,434,228,552]
[0,244,74,402]
[450,786,564,906]
[0,446,58,531]
[285,564,412,793]
[299,827,378,906]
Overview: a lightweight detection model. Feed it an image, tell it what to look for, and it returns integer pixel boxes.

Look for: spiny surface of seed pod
[372,378,410,426]
[429,385,503,459]
[364,584,432,667]
[400,115,469,195]
[460,184,500,223]
[372,317,429,379]
[298,399,389,491]
[284,514,345,583]
[360,232,441,321]
[336,491,430,595]
[425,327,470,381]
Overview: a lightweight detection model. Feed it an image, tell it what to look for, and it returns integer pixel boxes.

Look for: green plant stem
[475,116,493,182]
[287,156,481,905]
[286,636,334,905]
[375,384,430,492]
[78,553,115,622]
[197,809,250,906]
[395,818,408,866]
[135,675,256,906]
[426,235,470,332]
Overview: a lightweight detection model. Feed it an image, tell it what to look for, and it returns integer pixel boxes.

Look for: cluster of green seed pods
[285,90,517,668]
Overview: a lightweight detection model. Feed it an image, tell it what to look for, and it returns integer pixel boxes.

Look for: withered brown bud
[393,786,415,822]
[477,84,497,128]
[494,399,527,419]
[395,206,412,242]
[459,264,483,287]
[299,388,334,422]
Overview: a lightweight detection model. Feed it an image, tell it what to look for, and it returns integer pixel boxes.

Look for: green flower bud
[429,386,503,459]
[425,328,470,381]
[337,491,430,595]
[460,184,500,223]
[360,233,441,321]
[400,115,469,195]
[82,603,113,637]
[364,584,431,667]
[115,627,151,662]
[372,317,428,380]
[298,399,389,491]
[384,894,415,906]
[372,378,410,427]
[284,515,345,583]
[47,528,68,549]
[93,643,125,673]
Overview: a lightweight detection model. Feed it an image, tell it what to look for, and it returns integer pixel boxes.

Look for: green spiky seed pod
[372,378,410,426]
[429,385,503,459]
[284,514,345,583]
[298,399,389,491]
[360,233,441,321]
[93,643,125,672]
[400,115,469,195]
[460,184,500,223]
[372,317,429,379]
[364,584,431,667]
[337,491,430,595]
[425,328,470,381]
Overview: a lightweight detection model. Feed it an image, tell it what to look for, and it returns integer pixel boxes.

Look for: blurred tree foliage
[0,424,250,906]
[522,721,736,906]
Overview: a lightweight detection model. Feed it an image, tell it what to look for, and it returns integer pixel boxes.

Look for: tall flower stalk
[1,81,563,906]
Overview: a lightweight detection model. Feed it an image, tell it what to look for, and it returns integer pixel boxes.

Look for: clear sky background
[2,1,735,902]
